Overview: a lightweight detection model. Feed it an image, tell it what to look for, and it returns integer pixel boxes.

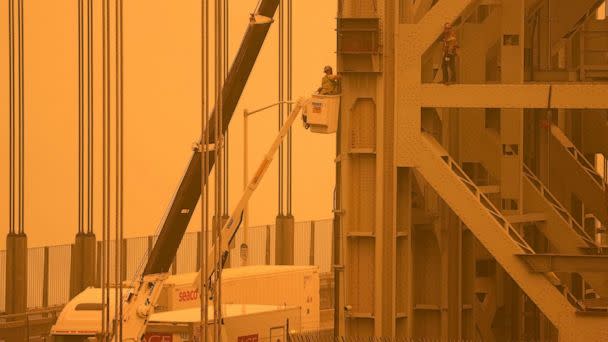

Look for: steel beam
[518,254,608,273]
[421,84,608,109]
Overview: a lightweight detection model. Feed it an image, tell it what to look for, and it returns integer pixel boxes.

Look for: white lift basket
[303,94,340,134]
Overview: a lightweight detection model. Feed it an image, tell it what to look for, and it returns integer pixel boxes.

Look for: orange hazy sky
[0,0,337,249]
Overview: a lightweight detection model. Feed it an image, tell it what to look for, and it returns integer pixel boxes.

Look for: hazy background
[0,0,337,249]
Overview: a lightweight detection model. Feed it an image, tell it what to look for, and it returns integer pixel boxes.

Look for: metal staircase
[551,126,605,190]
[522,165,608,298]
[549,125,608,224]
[549,0,604,53]
[523,164,597,248]
[564,3,608,81]
[408,132,608,341]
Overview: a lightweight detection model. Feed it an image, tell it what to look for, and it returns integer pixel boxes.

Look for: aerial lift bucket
[303,94,340,134]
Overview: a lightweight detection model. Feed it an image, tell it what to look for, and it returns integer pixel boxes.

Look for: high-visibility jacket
[320,75,340,95]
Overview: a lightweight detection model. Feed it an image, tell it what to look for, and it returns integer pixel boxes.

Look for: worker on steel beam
[442,23,459,84]
[318,65,341,95]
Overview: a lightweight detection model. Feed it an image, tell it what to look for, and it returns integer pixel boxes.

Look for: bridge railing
[0,218,333,312]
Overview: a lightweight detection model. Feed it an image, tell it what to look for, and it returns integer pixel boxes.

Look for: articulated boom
[195,98,309,296]
[116,98,307,342]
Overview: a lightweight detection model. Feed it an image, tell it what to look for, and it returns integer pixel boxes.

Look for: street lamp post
[241,101,294,266]
[242,109,249,266]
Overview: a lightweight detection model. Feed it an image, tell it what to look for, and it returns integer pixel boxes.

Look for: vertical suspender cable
[18,0,25,235]
[287,0,293,215]
[115,0,124,337]
[101,0,110,337]
[8,0,15,235]
[102,0,106,336]
[104,1,111,323]
[114,7,119,329]
[213,0,225,339]
[223,0,229,216]
[214,0,222,338]
[278,0,284,216]
[87,0,94,234]
[107,0,111,335]
[78,0,84,234]
[101,0,106,334]
[200,0,210,340]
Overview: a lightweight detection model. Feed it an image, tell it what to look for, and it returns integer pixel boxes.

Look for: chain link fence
[0,219,333,312]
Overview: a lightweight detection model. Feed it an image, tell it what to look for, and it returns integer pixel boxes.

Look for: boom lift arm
[194,98,309,294]
[118,98,308,342]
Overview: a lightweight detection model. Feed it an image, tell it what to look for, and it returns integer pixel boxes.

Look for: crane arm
[194,97,309,296]
[143,0,280,276]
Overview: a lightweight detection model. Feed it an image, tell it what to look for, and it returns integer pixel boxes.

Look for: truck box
[50,266,320,340]
[146,304,301,342]
[159,265,320,331]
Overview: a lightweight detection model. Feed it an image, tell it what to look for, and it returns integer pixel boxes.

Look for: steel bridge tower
[333,0,608,340]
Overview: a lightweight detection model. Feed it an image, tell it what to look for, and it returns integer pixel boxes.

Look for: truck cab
[50,288,116,341]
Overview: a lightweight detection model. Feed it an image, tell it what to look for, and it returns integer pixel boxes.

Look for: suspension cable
[223,0,229,216]
[278,0,284,216]
[87,0,94,234]
[287,0,293,215]
[78,0,84,234]
[8,0,15,235]
[214,0,224,338]
[101,0,106,331]
[101,0,111,337]
[18,0,25,235]
[115,0,124,337]
[200,0,210,339]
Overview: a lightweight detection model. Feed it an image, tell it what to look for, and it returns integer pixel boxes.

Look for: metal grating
[27,248,45,308]
[294,221,312,266]
[47,245,71,306]
[175,232,198,274]
[125,237,148,281]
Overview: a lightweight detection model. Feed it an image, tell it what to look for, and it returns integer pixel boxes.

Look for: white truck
[145,304,301,342]
[49,265,320,340]
[51,292,300,342]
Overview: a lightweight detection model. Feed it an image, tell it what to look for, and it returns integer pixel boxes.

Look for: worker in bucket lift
[442,22,459,84]
[304,65,341,129]
[317,65,341,95]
